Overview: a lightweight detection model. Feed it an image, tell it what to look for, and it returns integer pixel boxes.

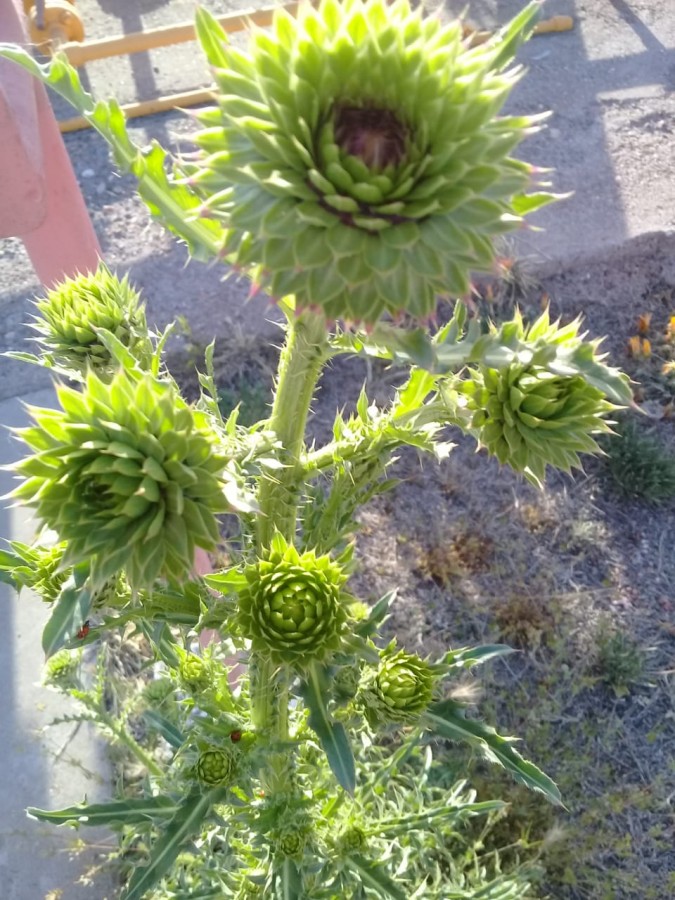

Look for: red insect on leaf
[76,620,90,640]
[230,729,242,743]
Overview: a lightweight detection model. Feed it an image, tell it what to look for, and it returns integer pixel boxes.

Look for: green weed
[601,416,675,503]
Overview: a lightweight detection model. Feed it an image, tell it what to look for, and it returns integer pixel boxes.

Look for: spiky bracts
[196,747,238,786]
[361,645,435,726]
[10,371,228,590]
[237,534,348,667]
[31,264,152,377]
[458,311,619,488]
[187,0,551,323]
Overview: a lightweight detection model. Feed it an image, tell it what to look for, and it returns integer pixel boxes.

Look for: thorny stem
[256,311,330,552]
[77,692,163,777]
[250,311,329,780]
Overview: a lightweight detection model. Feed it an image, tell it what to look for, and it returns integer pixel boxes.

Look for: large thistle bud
[237,535,348,666]
[362,646,434,726]
[31,264,152,377]
[10,371,228,590]
[187,0,551,323]
[457,312,618,487]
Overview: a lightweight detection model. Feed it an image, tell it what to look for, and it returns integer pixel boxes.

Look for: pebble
[81,168,95,178]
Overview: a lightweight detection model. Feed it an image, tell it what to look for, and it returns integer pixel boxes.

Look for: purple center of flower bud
[334,105,407,170]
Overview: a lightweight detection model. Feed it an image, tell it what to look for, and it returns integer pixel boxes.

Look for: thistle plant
[0,2,633,898]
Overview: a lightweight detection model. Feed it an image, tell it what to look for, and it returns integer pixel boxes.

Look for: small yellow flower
[665,315,675,341]
[627,335,651,359]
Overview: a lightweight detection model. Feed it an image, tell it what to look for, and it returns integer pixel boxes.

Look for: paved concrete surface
[0,390,116,900]
[1,2,674,897]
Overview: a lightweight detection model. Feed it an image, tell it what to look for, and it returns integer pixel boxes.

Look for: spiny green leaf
[0,45,223,262]
[344,855,408,900]
[42,565,92,658]
[122,788,226,900]
[143,711,186,750]
[28,795,181,827]
[423,699,562,806]
[441,644,515,670]
[275,858,302,900]
[300,664,355,794]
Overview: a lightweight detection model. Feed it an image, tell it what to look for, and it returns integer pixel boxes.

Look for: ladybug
[230,729,242,743]
[76,620,90,640]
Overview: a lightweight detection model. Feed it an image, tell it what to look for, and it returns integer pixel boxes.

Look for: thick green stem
[256,312,329,551]
[250,312,329,787]
[110,717,164,778]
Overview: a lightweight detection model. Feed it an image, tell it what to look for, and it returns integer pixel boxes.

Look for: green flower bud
[363,647,434,725]
[458,312,618,488]
[196,748,237,786]
[142,677,176,709]
[274,824,310,860]
[187,0,551,324]
[92,574,128,609]
[237,535,348,667]
[336,825,368,856]
[10,370,229,590]
[234,882,265,900]
[333,662,362,702]
[32,264,152,377]
[29,542,68,604]
[179,653,210,692]
[44,648,80,689]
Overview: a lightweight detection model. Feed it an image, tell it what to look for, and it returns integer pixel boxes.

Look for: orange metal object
[58,87,216,133]
[464,15,574,47]
[53,3,299,66]
[28,0,84,49]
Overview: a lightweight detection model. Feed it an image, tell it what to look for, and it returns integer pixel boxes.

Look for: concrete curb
[0,389,116,900]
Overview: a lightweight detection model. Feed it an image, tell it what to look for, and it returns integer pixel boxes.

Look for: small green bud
[376,650,434,721]
[333,662,362,702]
[179,654,210,692]
[234,882,265,900]
[336,825,368,856]
[142,677,176,708]
[457,310,621,488]
[361,647,434,726]
[196,748,237,787]
[274,825,310,860]
[29,543,68,604]
[32,263,152,377]
[44,649,80,688]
